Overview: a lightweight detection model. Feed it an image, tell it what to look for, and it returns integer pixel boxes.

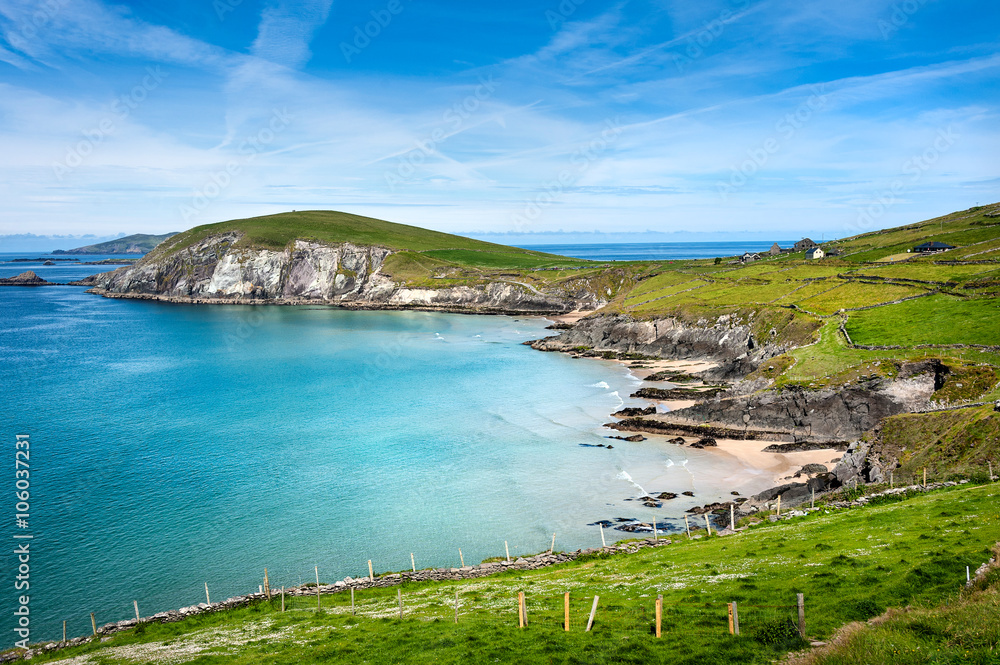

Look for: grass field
[20,483,1000,664]
[846,296,1000,347]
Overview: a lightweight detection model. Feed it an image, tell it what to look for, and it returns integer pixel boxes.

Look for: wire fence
[267,585,806,643]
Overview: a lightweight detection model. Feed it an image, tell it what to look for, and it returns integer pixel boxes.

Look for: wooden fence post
[564,592,570,631]
[653,519,657,541]
[730,504,735,530]
[517,592,525,629]
[655,595,662,638]
[459,549,464,567]
[776,494,781,517]
[205,582,210,605]
[586,596,599,632]
[551,533,556,553]
[133,600,140,622]
[923,467,927,486]
[454,590,459,624]
[62,620,66,643]
[728,602,734,634]
[410,553,415,572]
[90,613,97,637]
[281,587,285,612]
[989,461,993,482]
[732,600,740,636]
[351,587,355,616]
[264,568,270,600]
[398,588,403,619]
[684,515,690,539]
[600,525,606,547]
[704,513,712,536]
[811,488,815,509]
[368,560,374,582]
[797,593,805,638]
[505,541,511,562]
[315,566,321,609]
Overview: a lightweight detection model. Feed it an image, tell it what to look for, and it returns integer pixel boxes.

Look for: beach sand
[627,433,842,502]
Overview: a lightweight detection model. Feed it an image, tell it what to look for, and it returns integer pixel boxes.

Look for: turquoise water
[1,257,768,642]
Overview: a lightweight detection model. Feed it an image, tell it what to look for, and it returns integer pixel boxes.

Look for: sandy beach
[616,433,843,508]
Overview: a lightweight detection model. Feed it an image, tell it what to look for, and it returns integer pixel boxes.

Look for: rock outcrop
[79,233,589,313]
[528,312,793,379]
[652,370,936,443]
[0,270,48,285]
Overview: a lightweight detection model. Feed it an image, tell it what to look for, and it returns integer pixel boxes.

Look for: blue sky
[0,0,997,240]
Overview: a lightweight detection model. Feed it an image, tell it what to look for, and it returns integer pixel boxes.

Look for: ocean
[518,241,795,261]
[1,248,781,641]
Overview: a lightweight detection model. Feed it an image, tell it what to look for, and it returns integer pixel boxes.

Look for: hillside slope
[53,232,178,254]
[538,203,1000,452]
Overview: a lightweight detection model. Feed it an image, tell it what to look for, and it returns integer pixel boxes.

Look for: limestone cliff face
[82,233,585,313]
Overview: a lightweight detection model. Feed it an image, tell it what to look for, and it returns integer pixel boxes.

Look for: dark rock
[689,437,717,448]
[587,520,614,527]
[669,437,686,445]
[794,463,829,476]
[682,491,695,497]
[632,387,726,400]
[609,434,645,442]
[763,441,850,453]
[613,406,657,417]
[687,501,732,515]
[730,491,740,495]
[657,492,677,500]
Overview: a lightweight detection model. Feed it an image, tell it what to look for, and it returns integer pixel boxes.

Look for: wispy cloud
[0,0,997,237]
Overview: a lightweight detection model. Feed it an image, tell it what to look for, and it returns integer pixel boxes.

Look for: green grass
[796,282,929,315]
[796,558,1000,665]
[21,483,1000,664]
[150,210,593,270]
[846,296,1000,347]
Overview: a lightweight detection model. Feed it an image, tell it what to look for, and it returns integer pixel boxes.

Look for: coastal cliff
[609,368,938,444]
[528,311,805,380]
[80,232,593,313]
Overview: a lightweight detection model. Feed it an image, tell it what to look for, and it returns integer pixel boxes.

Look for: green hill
[53,233,178,255]
[13,481,999,664]
[150,210,595,271]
